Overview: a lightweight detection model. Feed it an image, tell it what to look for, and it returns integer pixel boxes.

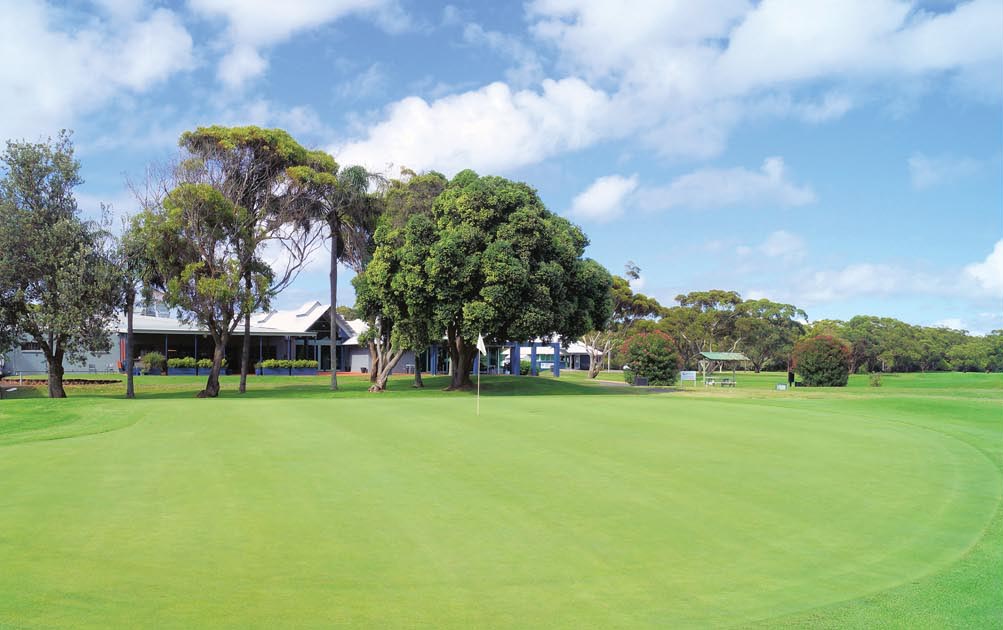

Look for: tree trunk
[126,287,135,399]
[239,274,252,394]
[413,366,424,388]
[47,349,66,399]
[368,340,379,383]
[446,331,475,390]
[587,349,602,378]
[329,221,339,391]
[368,347,405,392]
[198,337,227,398]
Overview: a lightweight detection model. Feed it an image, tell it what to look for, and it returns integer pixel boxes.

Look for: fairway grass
[0,373,1000,628]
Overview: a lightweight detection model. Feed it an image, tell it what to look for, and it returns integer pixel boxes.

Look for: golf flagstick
[476,333,487,416]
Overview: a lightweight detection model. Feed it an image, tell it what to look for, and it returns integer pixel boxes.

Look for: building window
[20,341,42,352]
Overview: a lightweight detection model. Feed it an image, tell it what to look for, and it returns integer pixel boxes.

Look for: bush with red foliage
[793,335,851,386]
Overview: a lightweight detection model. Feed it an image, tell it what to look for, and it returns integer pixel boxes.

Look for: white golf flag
[476,333,487,356]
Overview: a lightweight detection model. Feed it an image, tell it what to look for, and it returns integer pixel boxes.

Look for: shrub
[793,335,851,387]
[196,357,226,369]
[619,331,681,386]
[167,356,197,369]
[869,373,882,387]
[519,360,531,375]
[258,359,290,370]
[256,359,316,370]
[141,351,166,375]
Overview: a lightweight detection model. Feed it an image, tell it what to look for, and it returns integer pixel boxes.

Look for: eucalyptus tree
[178,126,319,394]
[131,179,269,398]
[734,299,807,372]
[286,157,384,390]
[658,290,744,368]
[582,269,661,377]
[0,132,122,398]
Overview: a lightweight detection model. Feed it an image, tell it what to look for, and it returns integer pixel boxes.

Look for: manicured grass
[0,372,1000,628]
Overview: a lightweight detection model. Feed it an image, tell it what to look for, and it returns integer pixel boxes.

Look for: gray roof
[700,351,750,361]
[118,313,312,337]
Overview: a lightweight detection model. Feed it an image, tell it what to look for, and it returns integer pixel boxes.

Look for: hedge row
[166,357,227,369]
[257,359,319,369]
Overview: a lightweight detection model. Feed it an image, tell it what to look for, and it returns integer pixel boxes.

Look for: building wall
[4,336,118,375]
[342,347,417,375]
[348,347,370,373]
[392,350,417,375]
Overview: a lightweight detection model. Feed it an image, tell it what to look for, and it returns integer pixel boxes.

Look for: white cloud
[334,63,389,101]
[334,78,614,174]
[0,2,194,141]
[637,157,816,211]
[463,23,544,87]
[217,44,268,89]
[799,263,946,303]
[569,160,814,223]
[760,230,806,261]
[188,0,408,88]
[716,0,1003,92]
[908,153,981,189]
[963,239,1003,296]
[568,174,639,222]
[331,1,1001,177]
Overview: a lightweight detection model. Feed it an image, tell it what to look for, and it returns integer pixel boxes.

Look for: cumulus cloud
[963,239,1003,296]
[716,0,1003,92]
[568,174,639,222]
[908,153,981,189]
[331,0,1001,176]
[334,78,614,174]
[463,23,544,87]
[637,157,816,211]
[0,1,194,141]
[798,263,948,303]
[188,0,409,88]
[569,159,814,223]
[759,230,807,262]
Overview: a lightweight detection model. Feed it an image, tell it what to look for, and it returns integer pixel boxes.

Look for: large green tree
[659,290,743,369]
[132,181,270,398]
[361,169,612,390]
[0,132,121,398]
[354,179,452,393]
[178,126,318,394]
[734,299,807,372]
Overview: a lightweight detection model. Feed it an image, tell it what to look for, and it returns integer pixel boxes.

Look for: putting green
[0,377,1000,627]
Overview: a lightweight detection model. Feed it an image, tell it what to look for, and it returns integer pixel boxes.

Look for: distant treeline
[602,281,1002,374]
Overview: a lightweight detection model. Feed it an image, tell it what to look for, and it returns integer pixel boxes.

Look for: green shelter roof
[700,352,750,361]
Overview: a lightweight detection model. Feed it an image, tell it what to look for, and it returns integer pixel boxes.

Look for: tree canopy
[132,180,270,397]
[358,169,613,390]
[0,131,121,398]
[179,126,321,393]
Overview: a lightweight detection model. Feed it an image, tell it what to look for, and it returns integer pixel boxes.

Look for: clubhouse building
[3,300,599,377]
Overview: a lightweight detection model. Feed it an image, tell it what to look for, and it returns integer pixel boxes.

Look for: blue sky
[2,0,1001,332]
